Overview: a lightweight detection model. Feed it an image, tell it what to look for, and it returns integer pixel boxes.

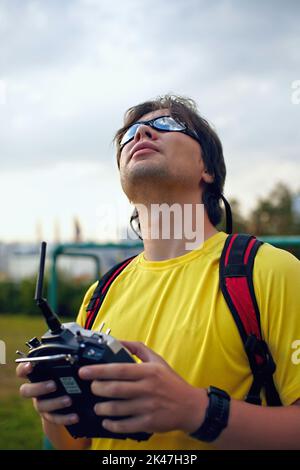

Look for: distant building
[0,241,143,281]
[0,243,9,275]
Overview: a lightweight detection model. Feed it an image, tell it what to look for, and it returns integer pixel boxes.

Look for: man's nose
[134,124,157,142]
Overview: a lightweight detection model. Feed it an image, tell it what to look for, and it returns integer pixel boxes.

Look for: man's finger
[34,395,72,413]
[42,412,79,426]
[121,341,170,368]
[79,362,149,381]
[20,380,56,398]
[102,414,152,434]
[16,362,33,378]
[91,379,147,399]
[94,398,146,417]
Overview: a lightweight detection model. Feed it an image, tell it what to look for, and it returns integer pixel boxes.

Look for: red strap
[85,257,134,330]
[85,297,101,330]
[224,233,238,266]
[225,277,261,339]
[244,238,256,264]
[224,235,261,339]
[101,258,133,295]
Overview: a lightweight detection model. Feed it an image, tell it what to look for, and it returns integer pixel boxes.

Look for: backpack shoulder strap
[219,233,282,406]
[84,255,137,330]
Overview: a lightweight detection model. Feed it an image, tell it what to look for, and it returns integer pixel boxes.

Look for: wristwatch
[189,386,231,442]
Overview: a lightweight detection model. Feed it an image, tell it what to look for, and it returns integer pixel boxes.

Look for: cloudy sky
[0,0,299,242]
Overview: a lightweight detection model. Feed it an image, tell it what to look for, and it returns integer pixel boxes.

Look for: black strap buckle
[245,334,276,379]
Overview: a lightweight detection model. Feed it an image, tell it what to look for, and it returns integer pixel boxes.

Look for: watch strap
[190,386,231,442]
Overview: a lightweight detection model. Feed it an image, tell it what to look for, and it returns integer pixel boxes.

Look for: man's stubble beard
[120,162,177,203]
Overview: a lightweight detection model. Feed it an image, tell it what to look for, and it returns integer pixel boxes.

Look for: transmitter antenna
[35,241,62,334]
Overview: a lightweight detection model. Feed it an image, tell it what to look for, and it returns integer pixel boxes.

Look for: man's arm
[212,397,300,450]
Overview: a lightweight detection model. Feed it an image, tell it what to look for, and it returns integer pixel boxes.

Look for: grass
[0,314,56,449]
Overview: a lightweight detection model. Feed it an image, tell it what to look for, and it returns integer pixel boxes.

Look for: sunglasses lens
[120,116,188,149]
[154,116,185,131]
[120,124,140,147]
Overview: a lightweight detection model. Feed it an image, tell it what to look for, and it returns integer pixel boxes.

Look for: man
[17,95,300,450]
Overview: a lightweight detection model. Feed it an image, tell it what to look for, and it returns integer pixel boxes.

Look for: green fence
[48,242,143,311]
[48,236,300,311]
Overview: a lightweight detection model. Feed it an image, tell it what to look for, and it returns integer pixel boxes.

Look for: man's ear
[202,169,214,184]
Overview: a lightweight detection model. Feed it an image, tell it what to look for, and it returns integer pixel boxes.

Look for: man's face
[118,108,210,202]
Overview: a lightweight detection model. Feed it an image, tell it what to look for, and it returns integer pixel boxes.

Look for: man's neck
[142,226,218,261]
[134,197,218,261]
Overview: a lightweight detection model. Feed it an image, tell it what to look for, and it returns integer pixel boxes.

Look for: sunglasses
[119,115,200,150]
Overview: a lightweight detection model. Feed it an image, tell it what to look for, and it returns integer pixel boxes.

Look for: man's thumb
[120,340,165,364]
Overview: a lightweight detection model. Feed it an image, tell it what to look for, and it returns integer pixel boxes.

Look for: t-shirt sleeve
[254,243,300,406]
[76,281,99,328]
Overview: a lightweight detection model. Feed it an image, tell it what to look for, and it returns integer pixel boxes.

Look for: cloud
[0,160,132,242]
[0,0,299,240]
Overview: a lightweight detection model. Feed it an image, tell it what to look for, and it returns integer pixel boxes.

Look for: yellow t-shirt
[77,231,300,450]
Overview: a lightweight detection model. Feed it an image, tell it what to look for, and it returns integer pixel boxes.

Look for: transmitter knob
[26,337,41,349]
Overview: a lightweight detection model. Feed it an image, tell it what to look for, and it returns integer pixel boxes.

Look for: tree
[249,182,300,235]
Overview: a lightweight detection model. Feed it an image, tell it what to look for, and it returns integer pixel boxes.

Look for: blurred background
[0,0,299,449]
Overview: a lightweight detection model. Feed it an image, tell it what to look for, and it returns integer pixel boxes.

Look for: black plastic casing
[23,323,151,441]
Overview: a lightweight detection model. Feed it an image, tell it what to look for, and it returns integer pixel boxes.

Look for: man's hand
[16,362,79,426]
[78,341,207,435]
[17,362,90,450]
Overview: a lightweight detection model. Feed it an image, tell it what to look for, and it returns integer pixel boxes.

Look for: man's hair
[114,94,226,232]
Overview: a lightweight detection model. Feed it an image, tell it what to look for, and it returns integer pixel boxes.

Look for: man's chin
[127,160,169,180]
[121,166,171,199]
